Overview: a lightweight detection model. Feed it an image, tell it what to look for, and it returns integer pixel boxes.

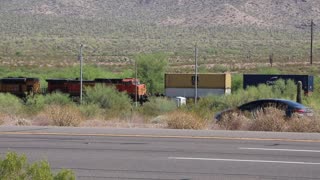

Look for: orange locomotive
[0,77,148,103]
[46,78,148,103]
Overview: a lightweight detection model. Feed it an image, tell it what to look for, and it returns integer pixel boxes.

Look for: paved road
[0,126,320,179]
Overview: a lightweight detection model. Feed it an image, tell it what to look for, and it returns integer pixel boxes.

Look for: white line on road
[239,147,320,153]
[168,157,320,165]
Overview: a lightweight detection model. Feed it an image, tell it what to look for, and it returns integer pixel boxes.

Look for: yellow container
[165,73,231,89]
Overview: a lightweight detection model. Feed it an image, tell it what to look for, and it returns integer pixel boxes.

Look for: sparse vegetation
[84,84,133,118]
[216,107,320,132]
[140,97,177,117]
[0,1,319,72]
[0,1,320,132]
[0,151,75,180]
[166,110,207,130]
[0,94,23,116]
[44,105,84,127]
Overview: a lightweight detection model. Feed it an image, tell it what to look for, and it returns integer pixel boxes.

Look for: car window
[239,101,259,111]
[257,101,287,110]
[275,102,288,110]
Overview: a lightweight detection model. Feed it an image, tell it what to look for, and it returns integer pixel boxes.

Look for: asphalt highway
[0,126,320,180]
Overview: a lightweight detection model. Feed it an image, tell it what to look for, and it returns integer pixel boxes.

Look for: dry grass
[215,107,320,132]
[42,105,84,127]
[0,114,29,126]
[248,108,287,132]
[286,116,320,133]
[0,114,4,125]
[217,111,250,130]
[166,110,207,130]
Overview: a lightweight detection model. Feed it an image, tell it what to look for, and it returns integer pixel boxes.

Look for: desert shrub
[84,85,132,117]
[166,110,207,130]
[221,84,273,108]
[0,113,5,125]
[231,74,243,92]
[0,151,75,180]
[140,97,176,117]
[25,93,73,114]
[44,105,84,126]
[248,107,287,131]
[43,92,73,106]
[0,93,23,115]
[212,64,229,73]
[286,116,320,133]
[185,96,227,120]
[217,112,250,130]
[24,95,45,114]
[79,103,102,119]
[272,79,296,99]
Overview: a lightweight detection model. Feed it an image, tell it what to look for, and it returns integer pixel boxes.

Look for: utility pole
[310,19,314,65]
[194,43,198,105]
[78,44,84,104]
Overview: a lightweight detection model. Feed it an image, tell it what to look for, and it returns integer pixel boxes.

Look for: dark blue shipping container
[243,74,314,94]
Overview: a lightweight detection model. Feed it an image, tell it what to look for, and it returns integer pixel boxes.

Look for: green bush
[231,74,243,92]
[84,85,132,117]
[79,103,102,118]
[135,53,168,95]
[0,151,75,180]
[0,93,23,115]
[25,93,73,114]
[43,92,73,106]
[140,97,176,117]
[188,96,227,120]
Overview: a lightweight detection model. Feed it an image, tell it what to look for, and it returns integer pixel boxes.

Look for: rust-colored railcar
[0,77,40,97]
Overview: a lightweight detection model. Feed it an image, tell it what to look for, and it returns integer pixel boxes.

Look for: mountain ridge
[2,0,319,28]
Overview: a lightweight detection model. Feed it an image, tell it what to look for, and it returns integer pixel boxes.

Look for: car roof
[239,98,307,108]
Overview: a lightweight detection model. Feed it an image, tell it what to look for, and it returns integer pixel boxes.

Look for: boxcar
[67,80,95,96]
[0,77,40,97]
[46,79,69,94]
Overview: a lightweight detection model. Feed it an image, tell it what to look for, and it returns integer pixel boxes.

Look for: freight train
[0,77,148,103]
[0,73,314,102]
[164,73,314,98]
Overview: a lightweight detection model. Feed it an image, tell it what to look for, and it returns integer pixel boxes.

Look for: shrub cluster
[140,97,177,117]
[44,105,84,127]
[0,93,23,116]
[166,110,207,130]
[84,84,132,118]
[216,107,320,132]
[0,151,75,180]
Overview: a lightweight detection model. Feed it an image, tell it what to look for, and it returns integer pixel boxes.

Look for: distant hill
[2,0,319,28]
[0,0,319,68]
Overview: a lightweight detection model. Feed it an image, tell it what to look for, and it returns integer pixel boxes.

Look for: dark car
[215,99,313,121]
